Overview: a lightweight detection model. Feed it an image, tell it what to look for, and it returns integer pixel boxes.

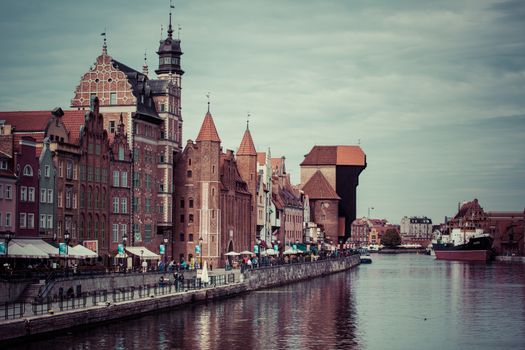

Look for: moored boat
[433,228,494,262]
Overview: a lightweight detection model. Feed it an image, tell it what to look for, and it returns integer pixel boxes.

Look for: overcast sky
[0,0,524,224]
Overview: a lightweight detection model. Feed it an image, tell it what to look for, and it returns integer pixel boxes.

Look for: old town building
[173,109,252,267]
[70,11,183,258]
[300,145,366,243]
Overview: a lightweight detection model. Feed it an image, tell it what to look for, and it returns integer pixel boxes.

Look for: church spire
[168,0,174,38]
[238,113,256,156]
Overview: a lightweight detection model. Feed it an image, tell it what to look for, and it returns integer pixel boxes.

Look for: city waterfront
[9,254,525,350]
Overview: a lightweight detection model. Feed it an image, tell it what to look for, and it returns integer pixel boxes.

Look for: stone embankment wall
[0,256,359,342]
[243,255,360,290]
[0,280,28,303]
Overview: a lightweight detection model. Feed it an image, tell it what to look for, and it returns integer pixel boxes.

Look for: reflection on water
[10,255,525,350]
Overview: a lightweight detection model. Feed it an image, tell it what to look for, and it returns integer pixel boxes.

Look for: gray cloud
[0,0,523,223]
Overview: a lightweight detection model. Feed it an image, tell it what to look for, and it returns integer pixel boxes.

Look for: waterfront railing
[1,272,236,320]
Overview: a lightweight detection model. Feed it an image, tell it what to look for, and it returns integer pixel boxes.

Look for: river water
[10,255,525,350]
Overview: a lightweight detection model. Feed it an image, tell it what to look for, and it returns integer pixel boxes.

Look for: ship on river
[432,228,495,262]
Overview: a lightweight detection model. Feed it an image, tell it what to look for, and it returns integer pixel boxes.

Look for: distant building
[400,216,433,239]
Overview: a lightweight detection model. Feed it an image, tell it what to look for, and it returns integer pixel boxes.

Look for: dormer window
[23,165,33,176]
[0,160,7,170]
[110,92,117,105]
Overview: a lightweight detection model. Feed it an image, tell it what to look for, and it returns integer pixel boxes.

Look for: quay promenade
[0,254,360,342]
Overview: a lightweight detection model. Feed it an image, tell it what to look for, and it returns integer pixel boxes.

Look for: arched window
[23,165,33,176]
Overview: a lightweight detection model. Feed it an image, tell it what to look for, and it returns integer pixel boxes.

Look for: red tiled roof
[301,145,366,166]
[0,111,53,131]
[61,110,88,144]
[257,152,266,165]
[301,170,340,200]
[196,111,221,142]
[237,128,256,156]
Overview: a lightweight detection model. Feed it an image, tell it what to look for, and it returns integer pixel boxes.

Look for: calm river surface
[10,255,525,350]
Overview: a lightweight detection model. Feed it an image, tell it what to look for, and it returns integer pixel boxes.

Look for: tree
[381,229,401,247]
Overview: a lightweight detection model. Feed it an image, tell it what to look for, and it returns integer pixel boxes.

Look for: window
[145,198,151,213]
[112,224,119,243]
[59,161,64,177]
[187,170,192,178]
[113,171,120,187]
[65,189,71,208]
[20,213,27,228]
[133,172,140,187]
[121,172,128,187]
[40,189,47,203]
[113,198,119,213]
[20,186,27,202]
[133,224,140,241]
[40,214,46,229]
[121,197,128,214]
[80,165,86,181]
[95,168,101,182]
[180,215,184,223]
[47,189,53,204]
[5,212,11,227]
[45,165,50,177]
[101,221,105,240]
[73,193,77,209]
[120,224,127,239]
[73,165,78,180]
[101,169,108,183]
[133,149,139,162]
[189,234,194,242]
[110,92,117,105]
[28,214,34,229]
[47,215,53,229]
[66,162,73,179]
[132,197,139,213]
[23,165,33,176]
[145,174,151,189]
[0,184,3,198]
[118,147,124,161]
[58,191,63,208]
[0,160,7,170]
[144,224,152,242]
[180,199,184,208]
[87,166,93,181]
[189,214,194,223]
[189,199,194,208]
[109,121,116,133]
[179,233,185,241]
[28,187,35,202]
[160,103,166,112]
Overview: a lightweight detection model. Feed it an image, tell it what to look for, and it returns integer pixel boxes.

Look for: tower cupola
[155,3,184,77]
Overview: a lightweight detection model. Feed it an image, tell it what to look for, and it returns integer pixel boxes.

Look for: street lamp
[199,237,203,269]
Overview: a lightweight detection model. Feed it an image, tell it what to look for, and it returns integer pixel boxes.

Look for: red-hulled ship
[433,228,495,262]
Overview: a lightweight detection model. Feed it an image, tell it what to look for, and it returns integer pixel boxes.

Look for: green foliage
[381,229,401,247]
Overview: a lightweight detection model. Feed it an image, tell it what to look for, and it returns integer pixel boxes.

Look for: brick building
[300,145,366,243]
[173,109,253,267]
[70,12,183,258]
